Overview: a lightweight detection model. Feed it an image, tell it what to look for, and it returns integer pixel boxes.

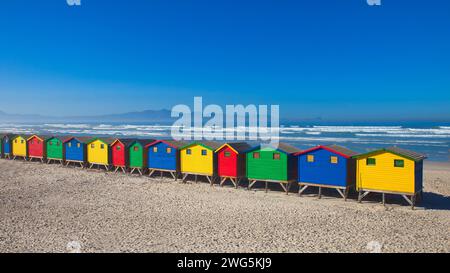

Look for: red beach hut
[215,142,251,188]
[110,138,135,173]
[27,135,47,162]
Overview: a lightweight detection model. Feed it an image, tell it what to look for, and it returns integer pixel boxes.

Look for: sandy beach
[0,159,449,253]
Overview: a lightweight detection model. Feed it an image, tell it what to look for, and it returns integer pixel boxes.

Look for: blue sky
[0,0,449,121]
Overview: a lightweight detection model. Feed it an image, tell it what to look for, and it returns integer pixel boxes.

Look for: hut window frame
[68,143,72,148]
[100,144,105,149]
[366,158,376,166]
[224,151,231,157]
[49,141,53,146]
[91,144,95,149]
[56,141,60,146]
[394,159,404,168]
[330,156,338,164]
[134,146,139,152]
[186,149,192,155]
[201,149,207,156]
[166,148,172,154]
[253,152,260,159]
[116,146,121,151]
[153,147,158,153]
[273,153,281,160]
[307,155,314,163]
[77,143,81,148]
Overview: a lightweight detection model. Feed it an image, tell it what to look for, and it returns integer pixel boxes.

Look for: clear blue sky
[0,0,449,121]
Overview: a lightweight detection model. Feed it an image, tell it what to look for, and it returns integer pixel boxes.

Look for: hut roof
[180,141,222,151]
[27,135,52,141]
[294,144,358,158]
[127,139,155,148]
[245,143,301,155]
[145,139,188,149]
[353,146,427,162]
[111,138,137,147]
[86,137,116,145]
[215,142,252,154]
[62,136,92,144]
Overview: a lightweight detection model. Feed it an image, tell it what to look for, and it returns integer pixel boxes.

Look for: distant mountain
[0,109,174,123]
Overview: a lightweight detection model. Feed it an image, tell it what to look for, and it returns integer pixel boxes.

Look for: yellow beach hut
[87,137,115,170]
[353,146,426,208]
[180,141,221,184]
[12,135,28,160]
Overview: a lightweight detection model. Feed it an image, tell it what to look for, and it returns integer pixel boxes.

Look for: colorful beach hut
[87,137,115,170]
[246,143,300,194]
[179,141,221,184]
[27,135,47,162]
[127,139,154,175]
[1,134,15,159]
[46,136,64,164]
[353,146,426,208]
[63,136,90,167]
[295,145,357,200]
[146,140,187,180]
[110,138,135,173]
[12,135,28,160]
[215,142,251,188]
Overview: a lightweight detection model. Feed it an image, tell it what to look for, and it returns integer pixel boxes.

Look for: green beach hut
[128,139,154,175]
[246,143,300,194]
[46,136,64,164]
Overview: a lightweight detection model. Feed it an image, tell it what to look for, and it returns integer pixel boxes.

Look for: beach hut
[215,142,251,188]
[63,136,90,167]
[295,145,358,200]
[110,138,135,173]
[0,134,5,158]
[246,143,300,194]
[1,134,15,159]
[87,137,115,170]
[179,141,221,184]
[126,139,154,175]
[12,135,28,160]
[145,140,187,180]
[353,146,426,208]
[46,136,65,164]
[27,135,47,162]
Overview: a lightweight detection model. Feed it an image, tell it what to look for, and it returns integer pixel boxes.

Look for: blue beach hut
[1,134,15,159]
[295,145,358,200]
[63,136,91,167]
[145,140,187,180]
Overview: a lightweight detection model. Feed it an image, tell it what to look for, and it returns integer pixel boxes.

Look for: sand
[0,159,449,253]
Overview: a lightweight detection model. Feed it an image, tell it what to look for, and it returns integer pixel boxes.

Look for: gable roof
[87,137,116,145]
[27,135,51,142]
[145,139,188,149]
[12,134,32,140]
[180,141,222,151]
[353,146,427,162]
[45,136,65,141]
[215,142,252,154]
[1,134,17,140]
[111,138,137,147]
[127,139,155,148]
[245,143,301,155]
[294,144,358,158]
[63,136,92,144]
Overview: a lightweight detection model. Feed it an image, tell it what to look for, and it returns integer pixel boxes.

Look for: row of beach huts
[0,133,426,208]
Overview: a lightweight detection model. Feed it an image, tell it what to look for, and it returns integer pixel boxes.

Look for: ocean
[1,122,449,162]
